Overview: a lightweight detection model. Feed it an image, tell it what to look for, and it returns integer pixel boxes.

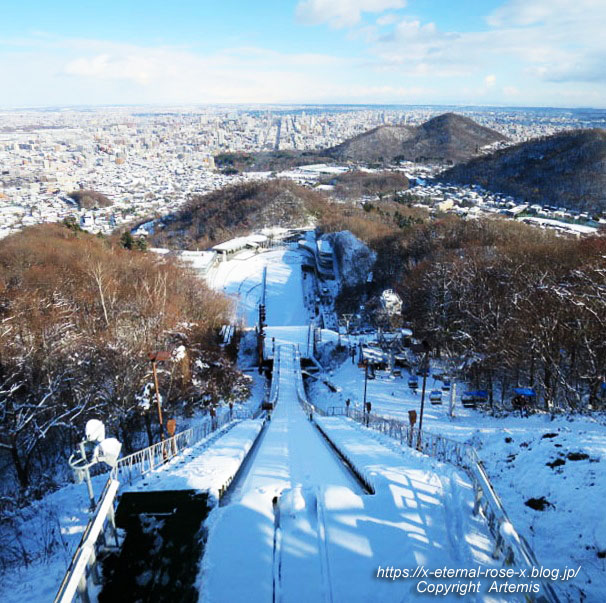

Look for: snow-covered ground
[198,246,535,602]
[206,247,311,327]
[0,471,112,603]
[308,353,606,600]
[7,237,604,602]
[124,419,264,502]
[201,345,365,602]
[205,241,606,601]
[313,415,512,601]
[0,417,258,602]
[201,343,512,602]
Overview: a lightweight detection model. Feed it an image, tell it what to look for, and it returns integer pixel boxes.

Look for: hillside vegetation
[214,150,333,174]
[0,224,247,496]
[148,180,330,249]
[68,189,113,209]
[331,209,606,412]
[441,128,606,213]
[326,113,507,165]
[328,170,409,200]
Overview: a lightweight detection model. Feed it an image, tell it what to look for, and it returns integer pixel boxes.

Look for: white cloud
[370,18,469,76]
[0,36,355,106]
[355,0,606,92]
[376,14,399,26]
[485,0,606,83]
[3,1,606,108]
[65,53,157,85]
[487,0,602,27]
[296,0,405,29]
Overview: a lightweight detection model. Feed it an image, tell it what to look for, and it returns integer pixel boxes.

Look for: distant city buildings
[0,104,604,239]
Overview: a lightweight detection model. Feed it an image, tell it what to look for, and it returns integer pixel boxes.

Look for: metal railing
[111,409,250,486]
[56,407,252,602]
[318,405,559,603]
[55,479,120,603]
[294,347,315,417]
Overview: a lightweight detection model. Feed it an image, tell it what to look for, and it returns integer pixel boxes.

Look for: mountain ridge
[441,128,606,213]
[325,112,507,165]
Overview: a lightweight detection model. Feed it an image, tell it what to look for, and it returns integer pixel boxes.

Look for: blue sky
[1,0,605,108]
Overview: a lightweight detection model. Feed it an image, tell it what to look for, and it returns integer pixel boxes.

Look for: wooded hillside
[441,129,606,214]
[148,179,329,249]
[0,224,248,496]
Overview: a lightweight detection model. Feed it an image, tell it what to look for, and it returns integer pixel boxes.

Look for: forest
[319,198,606,411]
[395,218,606,410]
[326,170,409,201]
[147,179,330,249]
[0,224,249,499]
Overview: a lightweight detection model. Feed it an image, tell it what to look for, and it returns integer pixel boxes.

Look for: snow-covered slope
[326,230,376,289]
[206,248,310,326]
[308,343,606,600]
[201,345,363,602]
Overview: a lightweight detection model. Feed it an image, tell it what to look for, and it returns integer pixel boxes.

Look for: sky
[1,0,605,108]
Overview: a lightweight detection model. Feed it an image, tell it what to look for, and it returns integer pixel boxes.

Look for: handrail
[293,347,315,416]
[54,479,120,603]
[319,405,559,603]
[268,347,281,407]
[111,409,250,485]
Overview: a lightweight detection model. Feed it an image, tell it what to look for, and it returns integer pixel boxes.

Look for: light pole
[413,340,431,451]
[363,360,369,407]
[148,350,171,442]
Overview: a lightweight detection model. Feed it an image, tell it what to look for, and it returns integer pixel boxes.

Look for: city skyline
[1,0,606,108]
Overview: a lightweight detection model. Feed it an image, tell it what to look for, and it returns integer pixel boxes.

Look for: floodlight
[85,419,105,443]
[97,438,122,468]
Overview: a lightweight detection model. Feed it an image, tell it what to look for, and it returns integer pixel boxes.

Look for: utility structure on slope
[257,266,268,371]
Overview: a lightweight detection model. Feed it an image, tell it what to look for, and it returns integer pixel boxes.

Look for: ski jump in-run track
[199,247,511,603]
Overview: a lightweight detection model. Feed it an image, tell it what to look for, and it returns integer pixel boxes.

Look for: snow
[8,235,605,602]
[313,415,506,600]
[123,419,264,502]
[308,349,606,600]
[200,244,576,602]
[200,345,364,602]
[212,234,268,252]
[0,418,256,602]
[263,326,340,358]
[522,216,598,235]
[205,248,310,326]
[178,250,217,272]
[202,337,510,602]
[327,230,376,289]
[0,471,116,603]
[203,242,605,601]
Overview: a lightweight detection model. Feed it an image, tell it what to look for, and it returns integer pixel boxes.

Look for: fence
[268,349,281,407]
[319,405,559,603]
[294,347,315,417]
[55,408,252,603]
[111,409,250,486]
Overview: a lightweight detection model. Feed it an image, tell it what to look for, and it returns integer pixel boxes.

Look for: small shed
[512,387,536,412]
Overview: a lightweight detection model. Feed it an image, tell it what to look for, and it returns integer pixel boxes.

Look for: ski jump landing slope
[208,248,309,327]
[200,347,504,603]
[200,247,510,602]
[201,344,364,603]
